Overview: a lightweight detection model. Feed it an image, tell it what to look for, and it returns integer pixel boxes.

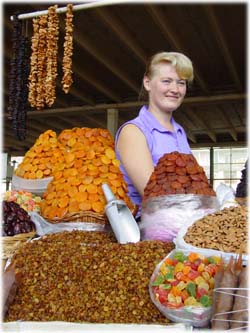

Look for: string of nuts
[28,17,39,108]
[35,14,47,110]
[28,5,59,110]
[45,5,59,107]
[62,4,74,94]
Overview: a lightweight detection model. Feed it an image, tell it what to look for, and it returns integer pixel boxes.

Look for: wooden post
[107,108,118,137]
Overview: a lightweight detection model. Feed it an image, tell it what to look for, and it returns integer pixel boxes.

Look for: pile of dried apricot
[15,130,66,179]
[39,127,134,221]
[143,151,216,201]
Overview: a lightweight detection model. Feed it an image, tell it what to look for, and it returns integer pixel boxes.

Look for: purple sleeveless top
[115,105,191,209]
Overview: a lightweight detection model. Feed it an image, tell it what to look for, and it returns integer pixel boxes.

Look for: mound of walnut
[184,205,247,254]
[143,151,215,201]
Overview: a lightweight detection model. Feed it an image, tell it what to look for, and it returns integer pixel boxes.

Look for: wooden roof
[3,1,247,156]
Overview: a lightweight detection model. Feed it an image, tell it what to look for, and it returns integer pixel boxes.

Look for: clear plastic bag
[149,249,221,328]
[29,212,106,236]
[140,194,219,242]
[215,182,238,209]
[12,174,53,196]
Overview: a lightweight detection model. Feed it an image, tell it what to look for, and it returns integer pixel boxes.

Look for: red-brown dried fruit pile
[143,151,215,201]
[5,230,174,324]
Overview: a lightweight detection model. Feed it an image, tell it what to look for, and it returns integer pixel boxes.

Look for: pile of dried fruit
[6,231,174,323]
[3,190,42,213]
[40,127,133,220]
[14,127,134,220]
[2,201,36,236]
[183,205,247,254]
[143,152,215,201]
[14,129,66,179]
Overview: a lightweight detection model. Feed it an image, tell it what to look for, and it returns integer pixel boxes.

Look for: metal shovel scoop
[102,183,140,244]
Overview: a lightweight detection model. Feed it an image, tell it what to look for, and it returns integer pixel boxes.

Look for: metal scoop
[102,183,140,244]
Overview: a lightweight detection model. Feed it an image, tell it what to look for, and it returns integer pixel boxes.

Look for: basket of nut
[174,205,248,262]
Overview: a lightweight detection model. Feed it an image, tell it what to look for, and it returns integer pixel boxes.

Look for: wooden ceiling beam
[95,7,147,64]
[204,5,242,91]
[73,65,121,102]
[174,112,197,143]
[28,118,63,133]
[216,106,237,141]
[185,129,197,144]
[146,5,209,94]
[82,114,106,128]
[6,93,244,118]
[233,102,246,124]
[4,132,35,148]
[58,116,83,129]
[73,31,140,93]
[185,106,217,142]
[6,128,39,143]
[176,109,197,130]
[67,86,95,105]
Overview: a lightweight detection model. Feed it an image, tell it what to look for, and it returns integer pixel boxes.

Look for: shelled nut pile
[6,231,174,323]
[184,205,247,253]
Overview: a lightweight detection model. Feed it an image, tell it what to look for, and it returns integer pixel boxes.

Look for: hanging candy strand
[62,4,74,94]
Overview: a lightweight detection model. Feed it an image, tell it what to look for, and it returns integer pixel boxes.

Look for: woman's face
[143,62,187,113]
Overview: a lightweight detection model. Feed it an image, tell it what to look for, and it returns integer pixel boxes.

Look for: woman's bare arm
[117,124,154,196]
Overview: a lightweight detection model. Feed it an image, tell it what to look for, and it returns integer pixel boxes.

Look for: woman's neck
[148,106,174,131]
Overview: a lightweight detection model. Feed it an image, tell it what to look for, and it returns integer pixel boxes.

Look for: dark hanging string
[8,13,30,140]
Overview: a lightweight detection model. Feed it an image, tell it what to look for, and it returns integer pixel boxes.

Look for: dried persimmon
[99,165,109,173]
[105,147,115,159]
[86,184,98,194]
[79,201,92,211]
[68,201,80,213]
[92,201,104,213]
[68,186,78,198]
[58,196,69,208]
[82,176,94,185]
[100,155,110,165]
[93,177,103,185]
[75,191,88,203]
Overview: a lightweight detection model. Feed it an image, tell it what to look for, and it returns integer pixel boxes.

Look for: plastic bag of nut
[140,194,220,242]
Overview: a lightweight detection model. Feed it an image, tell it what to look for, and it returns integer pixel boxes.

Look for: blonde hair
[139,51,194,100]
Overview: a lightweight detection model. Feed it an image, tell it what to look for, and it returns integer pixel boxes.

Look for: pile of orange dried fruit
[143,151,216,201]
[15,130,66,179]
[33,127,134,221]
